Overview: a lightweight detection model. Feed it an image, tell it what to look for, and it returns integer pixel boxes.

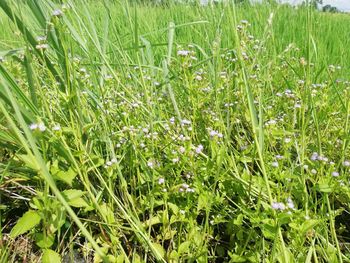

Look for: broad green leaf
[233,214,244,226]
[151,243,166,258]
[228,252,246,262]
[35,233,55,248]
[143,216,161,228]
[169,250,179,260]
[10,210,41,238]
[42,249,61,263]
[167,202,179,214]
[17,154,40,171]
[300,220,319,234]
[62,189,84,200]
[62,190,89,208]
[315,182,333,193]
[116,254,125,263]
[178,241,191,255]
[100,203,116,224]
[55,168,78,186]
[67,198,90,208]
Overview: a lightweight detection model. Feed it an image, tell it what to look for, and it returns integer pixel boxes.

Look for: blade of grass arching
[325,194,343,262]
[163,22,184,130]
[62,17,89,54]
[228,2,289,262]
[0,65,38,121]
[141,20,209,38]
[140,37,155,69]
[0,81,107,261]
[91,167,167,262]
[134,4,139,49]
[167,22,175,65]
[80,1,102,54]
[98,7,110,88]
[258,89,264,154]
[0,0,64,91]
[26,0,47,29]
[67,1,145,113]
[70,136,166,262]
[23,50,38,108]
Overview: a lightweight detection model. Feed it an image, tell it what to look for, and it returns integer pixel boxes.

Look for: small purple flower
[343,160,350,167]
[310,152,318,161]
[271,161,279,168]
[29,123,38,130]
[181,119,191,126]
[158,178,165,184]
[209,130,218,137]
[271,202,285,211]
[284,137,291,143]
[275,154,284,160]
[195,144,204,154]
[36,44,49,50]
[332,171,340,177]
[52,124,61,131]
[52,9,63,17]
[147,160,155,168]
[287,198,295,210]
[177,50,191,56]
[182,183,189,189]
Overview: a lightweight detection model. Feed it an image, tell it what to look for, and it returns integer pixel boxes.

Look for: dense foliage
[1,0,350,262]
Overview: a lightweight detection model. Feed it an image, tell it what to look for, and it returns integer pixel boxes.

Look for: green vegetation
[1,0,350,262]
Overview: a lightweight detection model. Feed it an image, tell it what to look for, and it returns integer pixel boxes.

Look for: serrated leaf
[42,249,61,263]
[10,210,41,238]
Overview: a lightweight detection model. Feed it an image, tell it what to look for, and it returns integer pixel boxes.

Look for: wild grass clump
[1,0,350,262]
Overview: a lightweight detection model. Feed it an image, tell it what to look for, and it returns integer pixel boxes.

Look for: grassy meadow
[1,0,350,262]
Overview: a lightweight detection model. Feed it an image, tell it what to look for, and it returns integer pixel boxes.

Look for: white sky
[278,0,350,11]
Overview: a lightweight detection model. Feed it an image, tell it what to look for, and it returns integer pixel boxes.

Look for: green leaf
[62,189,84,200]
[62,189,89,208]
[228,252,246,262]
[116,254,125,263]
[10,210,41,238]
[143,216,161,228]
[151,243,166,258]
[233,214,244,226]
[67,198,90,208]
[42,249,61,263]
[17,154,40,171]
[315,182,333,193]
[300,219,319,234]
[35,233,55,248]
[55,168,78,186]
[178,241,191,255]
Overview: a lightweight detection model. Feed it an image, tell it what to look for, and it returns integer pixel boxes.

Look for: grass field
[1,0,350,262]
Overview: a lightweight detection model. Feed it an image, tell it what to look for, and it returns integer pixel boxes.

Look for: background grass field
[1,0,350,262]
